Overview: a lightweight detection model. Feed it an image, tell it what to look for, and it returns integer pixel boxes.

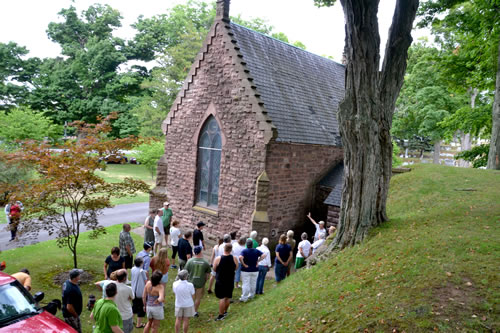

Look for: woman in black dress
[213,243,238,321]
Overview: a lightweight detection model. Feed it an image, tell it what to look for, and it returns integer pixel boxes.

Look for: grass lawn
[0,164,152,224]
[1,164,498,332]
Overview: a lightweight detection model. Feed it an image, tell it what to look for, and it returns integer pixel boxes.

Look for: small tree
[132,140,165,181]
[1,117,150,268]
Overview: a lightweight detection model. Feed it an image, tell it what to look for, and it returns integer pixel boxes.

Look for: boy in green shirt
[91,282,123,333]
[161,202,173,246]
[185,246,211,317]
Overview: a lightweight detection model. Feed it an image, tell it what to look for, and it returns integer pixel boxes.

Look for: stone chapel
[150,0,345,242]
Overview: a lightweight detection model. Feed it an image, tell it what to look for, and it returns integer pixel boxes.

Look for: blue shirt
[240,248,263,272]
[275,243,292,264]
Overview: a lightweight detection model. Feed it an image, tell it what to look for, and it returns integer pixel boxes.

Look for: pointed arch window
[196,116,222,208]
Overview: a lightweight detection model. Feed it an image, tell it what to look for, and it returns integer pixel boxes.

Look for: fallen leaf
[446,272,452,277]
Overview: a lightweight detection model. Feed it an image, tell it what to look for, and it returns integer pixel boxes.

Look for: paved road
[0,202,148,252]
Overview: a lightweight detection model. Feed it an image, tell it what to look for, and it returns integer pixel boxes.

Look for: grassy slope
[218,164,499,332]
[0,165,498,332]
[0,164,152,223]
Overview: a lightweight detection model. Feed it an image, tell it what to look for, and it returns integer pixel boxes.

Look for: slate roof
[229,23,345,146]
[320,162,344,207]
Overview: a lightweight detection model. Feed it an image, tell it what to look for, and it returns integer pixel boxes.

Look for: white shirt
[115,282,134,320]
[232,242,244,259]
[153,215,164,236]
[131,267,147,298]
[314,225,327,242]
[311,239,325,254]
[170,226,181,246]
[172,280,195,308]
[297,240,312,258]
[257,245,271,267]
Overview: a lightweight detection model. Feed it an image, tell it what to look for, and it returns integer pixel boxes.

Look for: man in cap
[193,222,205,249]
[161,202,173,247]
[136,242,153,278]
[307,212,327,242]
[62,268,83,332]
[185,246,211,317]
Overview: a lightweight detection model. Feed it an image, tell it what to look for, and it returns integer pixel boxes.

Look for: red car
[0,272,76,332]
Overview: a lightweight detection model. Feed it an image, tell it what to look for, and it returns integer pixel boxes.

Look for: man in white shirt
[153,209,164,255]
[307,212,327,241]
[115,270,134,333]
[295,232,312,269]
[311,233,326,254]
[172,270,195,333]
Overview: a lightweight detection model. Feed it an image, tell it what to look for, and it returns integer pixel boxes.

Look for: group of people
[33,203,337,333]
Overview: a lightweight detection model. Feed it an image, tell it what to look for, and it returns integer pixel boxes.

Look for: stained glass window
[196,116,221,208]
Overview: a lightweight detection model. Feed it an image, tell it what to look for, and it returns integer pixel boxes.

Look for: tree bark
[433,140,441,164]
[487,39,500,170]
[331,0,419,249]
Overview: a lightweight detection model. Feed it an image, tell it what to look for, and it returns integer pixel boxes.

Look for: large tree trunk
[331,0,419,249]
[487,39,500,169]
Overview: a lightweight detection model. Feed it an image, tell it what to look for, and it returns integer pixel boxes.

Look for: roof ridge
[229,21,345,68]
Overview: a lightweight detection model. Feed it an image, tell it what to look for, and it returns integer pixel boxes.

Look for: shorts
[210,269,216,277]
[175,306,195,318]
[161,272,168,284]
[164,226,170,235]
[215,281,234,299]
[64,316,82,333]
[122,318,133,333]
[132,297,145,317]
[123,255,133,269]
[154,233,163,244]
[179,259,187,270]
[146,305,164,320]
[234,263,242,282]
[295,257,305,270]
[171,246,178,259]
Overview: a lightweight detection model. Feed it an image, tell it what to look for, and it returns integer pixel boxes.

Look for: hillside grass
[0,164,152,223]
[0,164,498,332]
[217,164,499,332]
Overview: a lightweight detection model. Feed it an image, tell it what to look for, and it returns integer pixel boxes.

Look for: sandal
[135,324,146,328]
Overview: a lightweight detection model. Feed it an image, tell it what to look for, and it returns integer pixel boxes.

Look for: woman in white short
[143,271,165,333]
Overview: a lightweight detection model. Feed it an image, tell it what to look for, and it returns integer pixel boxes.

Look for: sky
[0,0,429,63]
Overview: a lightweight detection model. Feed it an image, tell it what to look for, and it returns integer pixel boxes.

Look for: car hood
[0,311,77,333]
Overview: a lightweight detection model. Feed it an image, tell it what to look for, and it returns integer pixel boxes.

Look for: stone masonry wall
[327,205,340,227]
[265,142,343,240]
[151,23,268,238]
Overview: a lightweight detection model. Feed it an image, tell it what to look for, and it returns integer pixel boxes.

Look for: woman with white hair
[247,230,258,249]
[295,232,311,269]
[255,238,271,295]
[172,270,195,333]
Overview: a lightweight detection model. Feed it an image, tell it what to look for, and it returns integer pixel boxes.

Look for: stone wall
[265,142,343,240]
[151,22,268,238]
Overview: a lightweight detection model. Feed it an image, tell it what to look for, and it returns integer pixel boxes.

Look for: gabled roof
[320,162,344,207]
[229,23,345,146]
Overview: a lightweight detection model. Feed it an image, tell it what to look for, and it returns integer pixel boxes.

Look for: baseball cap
[144,242,153,250]
[197,221,206,227]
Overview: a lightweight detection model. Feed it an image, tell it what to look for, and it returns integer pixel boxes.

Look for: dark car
[0,272,76,332]
[101,154,128,164]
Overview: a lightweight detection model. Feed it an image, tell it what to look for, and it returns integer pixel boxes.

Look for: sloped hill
[218,164,499,332]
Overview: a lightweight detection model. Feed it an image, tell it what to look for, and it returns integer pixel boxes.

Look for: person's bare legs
[143,318,153,333]
[218,299,226,315]
[175,317,182,333]
[207,275,215,292]
[194,288,204,312]
[183,317,189,333]
[135,314,143,328]
[151,319,160,333]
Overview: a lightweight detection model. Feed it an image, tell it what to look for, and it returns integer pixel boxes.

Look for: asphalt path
[0,202,148,252]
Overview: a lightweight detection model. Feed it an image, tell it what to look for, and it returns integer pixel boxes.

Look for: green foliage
[132,140,165,180]
[0,107,62,144]
[393,42,463,144]
[392,141,402,168]
[0,42,40,110]
[455,143,489,168]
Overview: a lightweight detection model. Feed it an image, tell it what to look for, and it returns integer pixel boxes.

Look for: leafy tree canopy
[0,107,62,144]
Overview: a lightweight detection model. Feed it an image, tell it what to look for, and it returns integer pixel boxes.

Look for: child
[170,220,181,269]
[131,257,148,328]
